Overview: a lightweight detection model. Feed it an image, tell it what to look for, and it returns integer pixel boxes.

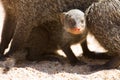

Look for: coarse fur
[0,0,99,60]
[0,0,112,70]
[86,0,120,70]
[25,9,88,65]
[26,9,112,64]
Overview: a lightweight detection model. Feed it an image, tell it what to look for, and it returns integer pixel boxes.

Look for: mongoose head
[60,9,86,35]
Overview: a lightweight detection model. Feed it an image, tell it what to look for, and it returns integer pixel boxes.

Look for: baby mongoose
[26,8,112,65]
[26,9,87,65]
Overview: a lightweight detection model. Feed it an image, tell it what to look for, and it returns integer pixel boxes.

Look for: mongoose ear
[60,12,66,25]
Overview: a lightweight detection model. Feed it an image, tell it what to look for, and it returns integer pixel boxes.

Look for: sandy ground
[0,43,120,80]
[0,60,120,80]
[0,2,120,80]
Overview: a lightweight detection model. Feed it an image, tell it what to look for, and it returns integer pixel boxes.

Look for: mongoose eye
[68,18,76,26]
[81,19,84,24]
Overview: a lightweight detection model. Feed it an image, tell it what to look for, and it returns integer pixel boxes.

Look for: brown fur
[86,0,120,70]
[26,9,87,65]
[0,0,99,58]
[0,0,106,70]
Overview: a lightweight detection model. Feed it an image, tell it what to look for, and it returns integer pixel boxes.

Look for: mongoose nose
[73,27,81,31]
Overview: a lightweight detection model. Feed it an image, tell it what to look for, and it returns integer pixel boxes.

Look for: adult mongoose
[86,0,120,70]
